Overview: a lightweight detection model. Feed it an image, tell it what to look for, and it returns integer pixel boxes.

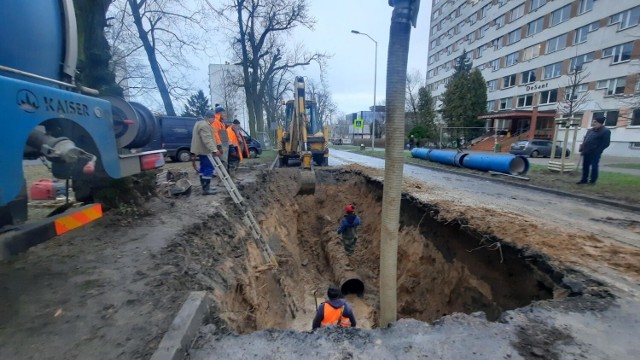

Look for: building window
[609,6,640,30]
[506,52,519,67]
[631,109,640,126]
[468,14,477,25]
[522,44,541,61]
[499,97,512,110]
[487,80,498,91]
[522,69,536,84]
[530,0,546,12]
[487,100,496,112]
[508,29,521,45]
[480,24,490,39]
[550,5,571,26]
[455,21,464,34]
[492,37,503,50]
[596,77,626,95]
[569,52,594,72]
[491,59,501,71]
[539,89,558,104]
[495,15,505,29]
[428,55,436,65]
[564,84,588,100]
[574,22,599,44]
[527,17,544,36]
[546,34,567,53]
[592,111,619,126]
[543,62,562,80]
[517,94,534,108]
[498,0,508,7]
[480,4,489,19]
[603,42,633,64]
[578,0,594,15]
[467,32,475,44]
[503,74,516,88]
[511,4,525,21]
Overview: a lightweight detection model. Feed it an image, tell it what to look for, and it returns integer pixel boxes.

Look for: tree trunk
[244,88,257,136]
[74,0,122,96]
[128,0,175,116]
[379,0,415,328]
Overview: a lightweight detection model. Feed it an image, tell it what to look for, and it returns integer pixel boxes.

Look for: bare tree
[218,0,325,137]
[307,67,337,129]
[107,0,208,115]
[264,67,292,138]
[557,65,591,118]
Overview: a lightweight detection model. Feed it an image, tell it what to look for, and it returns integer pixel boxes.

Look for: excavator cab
[277,77,329,195]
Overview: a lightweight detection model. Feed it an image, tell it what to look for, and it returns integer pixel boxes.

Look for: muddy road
[1,157,639,359]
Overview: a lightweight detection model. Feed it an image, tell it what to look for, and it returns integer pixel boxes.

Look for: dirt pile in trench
[166,167,573,335]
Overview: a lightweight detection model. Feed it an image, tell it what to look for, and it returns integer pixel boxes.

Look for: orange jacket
[319,303,351,327]
[211,113,227,144]
[227,126,250,160]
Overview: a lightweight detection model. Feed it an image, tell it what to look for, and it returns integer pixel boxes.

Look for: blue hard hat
[204,109,215,118]
[215,105,225,113]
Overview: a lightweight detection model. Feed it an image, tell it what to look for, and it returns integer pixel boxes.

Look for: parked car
[145,116,262,162]
[509,139,570,158]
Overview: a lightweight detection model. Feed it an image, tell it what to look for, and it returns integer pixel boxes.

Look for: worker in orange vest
[210,105,228,168]
[312,287,356,329]
[226,119,250,172]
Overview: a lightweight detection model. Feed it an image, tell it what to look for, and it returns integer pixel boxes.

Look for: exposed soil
[2,160,638,359]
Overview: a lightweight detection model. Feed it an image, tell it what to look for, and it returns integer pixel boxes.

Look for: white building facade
[427,0,640,157]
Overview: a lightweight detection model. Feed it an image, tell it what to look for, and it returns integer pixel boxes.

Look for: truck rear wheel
[176,149,191,162]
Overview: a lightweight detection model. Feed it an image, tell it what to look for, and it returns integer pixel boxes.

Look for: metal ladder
[207,155,278,267]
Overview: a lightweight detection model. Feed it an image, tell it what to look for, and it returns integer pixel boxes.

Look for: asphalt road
[329,149,640,249]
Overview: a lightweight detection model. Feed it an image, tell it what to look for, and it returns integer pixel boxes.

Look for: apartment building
[426,0,640,156]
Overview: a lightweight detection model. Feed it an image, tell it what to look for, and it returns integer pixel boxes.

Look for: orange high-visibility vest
[227,127,249,160]
[211,114,227,144]
[320,303,351,327]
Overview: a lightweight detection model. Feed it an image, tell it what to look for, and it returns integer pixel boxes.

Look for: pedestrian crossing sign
[354,118,364,129]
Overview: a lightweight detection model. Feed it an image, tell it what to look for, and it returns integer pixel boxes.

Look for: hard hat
[215,105,225,113]
[345,204,355,213]
[204,109,215,118]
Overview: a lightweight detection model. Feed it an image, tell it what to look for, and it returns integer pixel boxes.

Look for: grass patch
[606,163,640,170]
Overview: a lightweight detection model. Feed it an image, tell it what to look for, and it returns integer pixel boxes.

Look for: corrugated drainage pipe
[323,237,364,296]
[462,154,530,175]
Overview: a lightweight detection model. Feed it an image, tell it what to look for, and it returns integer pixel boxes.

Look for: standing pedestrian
[211,105,229,168]
[226,119,250,174]
[408,135,415,150]
[577,116,611,185]
[190,111,220,195]
[337,204,361,256]
[311,287,357,330]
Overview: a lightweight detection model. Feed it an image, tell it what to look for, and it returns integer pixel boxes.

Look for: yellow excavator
[277,76,329,195]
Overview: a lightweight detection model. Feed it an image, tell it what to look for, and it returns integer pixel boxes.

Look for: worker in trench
[337,204,361,256]
[312,287,357,329]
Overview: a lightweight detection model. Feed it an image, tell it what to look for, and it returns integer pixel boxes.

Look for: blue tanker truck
[0,1,165,258]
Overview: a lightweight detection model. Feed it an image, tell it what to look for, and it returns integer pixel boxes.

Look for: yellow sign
[353,118,364,129]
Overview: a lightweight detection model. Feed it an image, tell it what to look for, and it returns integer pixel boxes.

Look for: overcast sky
[191,0,432,117]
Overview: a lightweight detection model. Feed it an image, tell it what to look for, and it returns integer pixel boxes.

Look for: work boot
[201,178,216,195]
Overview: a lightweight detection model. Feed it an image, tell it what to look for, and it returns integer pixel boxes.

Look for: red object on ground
[30,179,56,200]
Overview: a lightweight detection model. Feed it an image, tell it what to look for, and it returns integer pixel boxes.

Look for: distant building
[427,0,640,156]
[344,106,386,139]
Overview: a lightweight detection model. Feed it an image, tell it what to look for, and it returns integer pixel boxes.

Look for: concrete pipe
[322,237,364,296]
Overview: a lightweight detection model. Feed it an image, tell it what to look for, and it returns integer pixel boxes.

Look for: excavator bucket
[297,170,316,195]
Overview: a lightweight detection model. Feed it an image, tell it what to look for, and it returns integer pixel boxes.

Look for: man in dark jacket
[312,287,357,329]
[578,116,611,185]
[337,204,361,256]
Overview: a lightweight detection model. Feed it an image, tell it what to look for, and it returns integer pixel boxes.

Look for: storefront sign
[525,82,549,92]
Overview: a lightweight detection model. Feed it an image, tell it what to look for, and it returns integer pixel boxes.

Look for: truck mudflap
[0,203,102,260]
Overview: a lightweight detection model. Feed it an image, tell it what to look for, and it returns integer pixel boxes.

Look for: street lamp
[351,30,377,149]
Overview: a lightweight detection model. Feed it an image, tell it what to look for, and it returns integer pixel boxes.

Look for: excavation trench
[178,169,570,334]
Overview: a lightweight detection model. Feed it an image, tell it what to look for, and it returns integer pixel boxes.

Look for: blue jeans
[581,152,602,183]
[198,155,214,178]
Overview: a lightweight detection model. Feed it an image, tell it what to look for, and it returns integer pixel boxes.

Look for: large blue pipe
[411,148,431,159]
[462,154,529,175]
[427,149,460,166]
